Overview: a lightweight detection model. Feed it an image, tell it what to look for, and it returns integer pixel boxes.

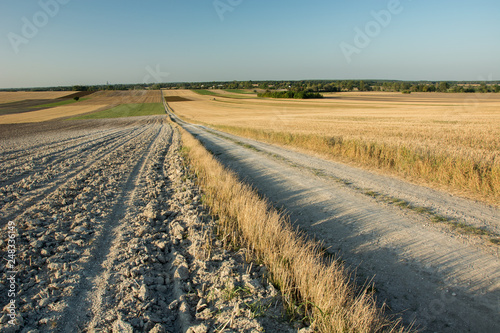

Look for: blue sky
[0,0,499,88]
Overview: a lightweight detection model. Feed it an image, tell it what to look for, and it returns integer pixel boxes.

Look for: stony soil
[0,116,304,333]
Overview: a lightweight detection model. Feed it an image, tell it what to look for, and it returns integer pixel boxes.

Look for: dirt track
[0,116,301,332]
[168,111,500,332]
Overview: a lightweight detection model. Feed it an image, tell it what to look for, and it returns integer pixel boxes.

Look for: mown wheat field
[165,90,500,205]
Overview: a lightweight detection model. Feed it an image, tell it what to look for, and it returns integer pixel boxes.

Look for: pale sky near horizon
[0,0,499,89]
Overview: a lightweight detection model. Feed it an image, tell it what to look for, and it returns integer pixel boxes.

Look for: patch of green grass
[31,98,89,108]
[222,285,252,301]
[239,142,259,152]
[244,299,272,319]
[431,215,448,223]
[390,198,412,209]
[312,169,326,177]
[411,206,433,214]
[367,193,499,241]
[69,103,165,119]
[451,222,490,236]
[490,238,500,245]
[364,190,380,198]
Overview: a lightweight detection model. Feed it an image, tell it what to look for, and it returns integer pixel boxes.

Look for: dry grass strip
[178,124,410,332]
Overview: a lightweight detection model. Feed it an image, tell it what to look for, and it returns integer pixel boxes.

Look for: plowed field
[0,116,300,332]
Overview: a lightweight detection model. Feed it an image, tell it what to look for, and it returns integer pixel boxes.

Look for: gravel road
[169,111,500,333]
[0,116,302,333]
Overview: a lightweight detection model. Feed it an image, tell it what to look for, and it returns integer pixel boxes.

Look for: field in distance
[0,91,75,104]
[70,103,165,119]
[164,89,500,205]
[0,90,162,124]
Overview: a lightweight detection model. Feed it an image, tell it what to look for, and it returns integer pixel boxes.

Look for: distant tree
[423,85,436,92]
[72,85,88,91]
[359,81,366,91]
[438,82,449,92]
[344,81,354,91]
[257,90,323,99]
[228,81,239,89]
[412,84,422,92]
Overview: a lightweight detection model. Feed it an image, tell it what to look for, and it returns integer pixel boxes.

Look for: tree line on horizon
[257,90,324,99]
[2,80,499,94]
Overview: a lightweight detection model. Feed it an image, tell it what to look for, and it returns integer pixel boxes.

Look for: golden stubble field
[0,90,161,124]
[164,89,500,204]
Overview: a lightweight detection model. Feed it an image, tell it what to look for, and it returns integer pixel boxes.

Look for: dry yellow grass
[0,104,108,124]
[0,91,75,104]
[163,89,206,101]
[165,90,500,205]
[178,123,408,332]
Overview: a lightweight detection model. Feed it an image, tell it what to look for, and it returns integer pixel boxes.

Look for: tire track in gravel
[58,118,167,332]
[169,113,500,333]
[0,123,152,228]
